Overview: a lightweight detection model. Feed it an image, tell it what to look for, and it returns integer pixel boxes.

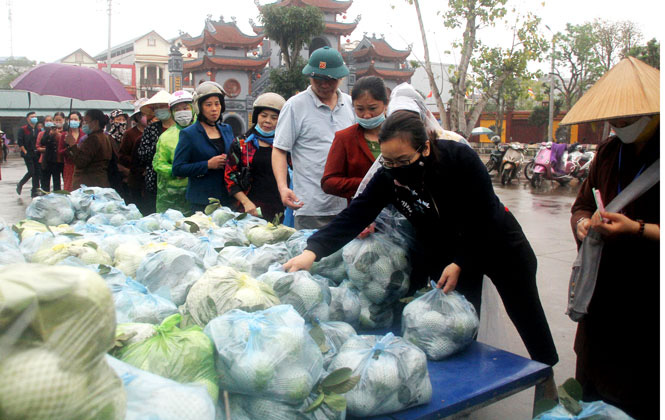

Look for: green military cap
[302,46,350,80]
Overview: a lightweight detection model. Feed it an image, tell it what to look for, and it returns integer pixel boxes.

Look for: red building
[351,35,414,91]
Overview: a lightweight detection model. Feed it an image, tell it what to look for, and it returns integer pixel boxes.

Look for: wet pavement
[0,153,581,419]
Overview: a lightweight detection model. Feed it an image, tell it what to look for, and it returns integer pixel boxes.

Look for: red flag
[427,91,433,98]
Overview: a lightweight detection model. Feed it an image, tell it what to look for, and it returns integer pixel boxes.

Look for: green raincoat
[153,123,190,214]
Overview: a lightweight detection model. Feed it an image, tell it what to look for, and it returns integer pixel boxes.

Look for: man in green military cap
[272,46,356,229]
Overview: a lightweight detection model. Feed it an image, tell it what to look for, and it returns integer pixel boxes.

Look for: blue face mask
[45,122,54,128]
[356,113,386,129]
[255,125,275,137]
[69,120,80,129]
[29,117,38,124]
[81,124,92,135]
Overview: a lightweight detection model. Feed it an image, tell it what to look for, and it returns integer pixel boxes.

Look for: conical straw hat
[560,56,659,125]
[141,90,172,111]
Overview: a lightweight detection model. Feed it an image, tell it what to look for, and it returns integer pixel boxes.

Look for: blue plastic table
[349,340,552,420]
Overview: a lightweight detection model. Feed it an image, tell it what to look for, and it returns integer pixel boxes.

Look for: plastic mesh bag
[342,232,410,305]
[26,193,75,226]
[204,305,324,404]
[328,280,361,326]
[286,229,346,285]
[534,400,635,420]
[0,264,125,420]
[185,266,280,327]
[246,222,296,246]
[135,247,205,305]
[328,333,432,417]
[358,292,395,331]
[257,266,331,322]
[402,283,479,360]
[107,355,215,420]
[112,314,218,400]
[217,243,290,277]
[307,320,357,369]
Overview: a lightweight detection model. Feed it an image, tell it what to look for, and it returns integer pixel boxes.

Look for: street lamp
[545,25,555,143]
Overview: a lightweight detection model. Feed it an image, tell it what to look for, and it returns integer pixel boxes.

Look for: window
[148,38,156,47]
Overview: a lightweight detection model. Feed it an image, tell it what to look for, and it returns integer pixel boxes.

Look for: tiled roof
[324,21,358,36]
[182,21,264,50]
[263,0,352,13]
[356,63,415,81]
[353,37,411,60]
[183,55,270,71]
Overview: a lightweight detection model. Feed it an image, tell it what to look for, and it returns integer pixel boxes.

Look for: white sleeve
[273,100,298,152]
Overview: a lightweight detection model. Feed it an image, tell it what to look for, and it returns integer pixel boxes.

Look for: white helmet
[252,92,286,123]
[169,90,193,108]
[192,81,227,116]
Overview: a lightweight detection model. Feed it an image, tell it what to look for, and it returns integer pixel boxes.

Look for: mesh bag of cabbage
[111,313,218,401]
[186,266,280,327]
[217,243,290,277]
[328,280,361,326]
[285,230,347,285]
[220,391,346,420]
[307,320,357,369]
[257,266,331,323]
[204,305,324,404]
[135,247,205,305]
[0,264,126,420]
[401,282,479,360]
[246,222,296,247]
[106,355,216,420]
[328,332,432,417]
[342,232,410,305]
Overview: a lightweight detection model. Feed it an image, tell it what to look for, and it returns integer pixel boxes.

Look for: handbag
[567,158,659,321]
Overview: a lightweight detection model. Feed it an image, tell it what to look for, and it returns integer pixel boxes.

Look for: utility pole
[7,0,14,58]
[106,0,112,73]
[546,26,555,143]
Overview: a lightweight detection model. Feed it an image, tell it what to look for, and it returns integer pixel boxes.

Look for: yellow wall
[477,115,580,143]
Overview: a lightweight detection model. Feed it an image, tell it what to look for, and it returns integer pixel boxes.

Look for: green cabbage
[32,239,112,265]
[246,223,296,246]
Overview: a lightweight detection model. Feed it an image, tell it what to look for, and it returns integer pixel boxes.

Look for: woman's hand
[591,210,640,239]
[207,154,226,169]
[357,223,376,239]
[576,217,592,241]
[279,186,304,210]
[283,250,316,272]
[242,200,259,217]
[436,263,461,293]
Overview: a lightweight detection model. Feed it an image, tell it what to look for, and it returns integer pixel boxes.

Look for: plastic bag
[210,206,239,227]
[204,305,324,404]
[26,193,76,226]
[246,223,296,246]
[257,266,331,322]
[0,264,125,420]
[358,292,395,331]
[113,242,172,278]
[372,204,418,253]
[135,247,205,305]
[112,314,218,400]
[19,231,74,261]
[206,226,249,248]
[13,219,74,241]
[107,355,216,420]
[286,229,347,285]
[0,218,19,246]
[328,280,361,326]
[112,277,178,324]
[98,233,145,259]
[31,238,112,266]
[0,241,25,266]
[402,284,479,360]
[307,320,357,369]
[221,392,346,420]
[342,232,410,305]
[185,266,280,327]
[328,332,432,417]
[217,243,290,277]
[534,401,635,420]
[176,212,216,233]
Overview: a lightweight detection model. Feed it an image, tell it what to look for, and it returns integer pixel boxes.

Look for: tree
[591,19,643,71]
[260,4,325,98]
[527,99,562,142]
[0,57,35,89]
[552,23,604,110]
[628,38,660,69]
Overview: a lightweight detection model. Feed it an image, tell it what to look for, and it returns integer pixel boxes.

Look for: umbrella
[470,127,495,136]
[10,63,133,103]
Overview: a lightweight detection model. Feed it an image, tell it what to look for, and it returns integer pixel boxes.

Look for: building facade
[348,34,414,92]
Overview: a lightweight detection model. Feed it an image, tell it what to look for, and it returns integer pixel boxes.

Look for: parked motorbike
[500,143,526,185]
[523,158,535,181]
[485,136,508,174]
[567,144,594,182]
[530,142,577,187]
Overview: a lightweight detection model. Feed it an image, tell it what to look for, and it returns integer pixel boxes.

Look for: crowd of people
[2,47,659,418]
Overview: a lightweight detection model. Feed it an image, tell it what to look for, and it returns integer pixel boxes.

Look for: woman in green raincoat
[153,90,196,214]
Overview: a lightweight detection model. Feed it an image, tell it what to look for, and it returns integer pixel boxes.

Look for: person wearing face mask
[59,111,82,191]
[119,99,149,205]
[284,110,560,398]
[173,81,235,213]
[566,57,659,419]
[37,112,66,192]
[224,92,286,222]
[64,109,113,190]
[107,109,129,151]
[136,90,173,215]
[321,76,388,203]
[16,111,42,197]
[152,90,196,214]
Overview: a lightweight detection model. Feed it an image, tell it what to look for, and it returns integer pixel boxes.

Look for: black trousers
[18,156,41,195]
[421,212,559,366]
[40,162,63,192]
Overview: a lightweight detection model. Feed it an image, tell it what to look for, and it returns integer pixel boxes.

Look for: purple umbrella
[10,62,133,102]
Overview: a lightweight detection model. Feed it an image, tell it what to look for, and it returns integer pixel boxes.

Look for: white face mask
[610,116,652,144]
[174,109,193,127]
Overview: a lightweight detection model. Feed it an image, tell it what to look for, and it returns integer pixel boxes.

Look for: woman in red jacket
[321,76,388,202]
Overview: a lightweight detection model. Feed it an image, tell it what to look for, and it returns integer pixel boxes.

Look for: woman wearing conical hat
[566,57,659,419]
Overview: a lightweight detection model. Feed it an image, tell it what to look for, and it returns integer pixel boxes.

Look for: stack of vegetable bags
[106,356,215,420]
[257,267,331,322]
[286,229,346,285]
[204,305,324,404]
[112,314,218,400]
[328,332,432,417]
[185,265,280,327]
[307,319,357,369]
[113,242,172,278]
[69,186,141,222]
[328,280,361,326]
[26,193,75,226]
[0,264,126,420]
[217,243,290,277]
[31,238,112,266]
[401,284,479,360]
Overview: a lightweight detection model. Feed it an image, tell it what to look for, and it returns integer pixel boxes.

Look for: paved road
[0,153,581,419]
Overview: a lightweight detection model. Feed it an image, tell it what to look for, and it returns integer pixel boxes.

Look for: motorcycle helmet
[169,90,193,109]
[490,135,501,145]
[192,81,227,123]
[252,92,286,124]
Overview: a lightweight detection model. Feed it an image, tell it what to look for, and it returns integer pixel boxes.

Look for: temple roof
[325,21,358,36]
[355,62,415,81]
[353,36,411,61]
[183,55,270,72]
[182,20,264,50]
[261,0,352,13]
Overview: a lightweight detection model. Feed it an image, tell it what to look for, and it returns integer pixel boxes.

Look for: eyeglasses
[378,145,423,169]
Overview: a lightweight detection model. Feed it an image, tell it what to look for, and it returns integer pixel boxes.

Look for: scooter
[568,144,594,182]
[485,136,508,174]
[500,143,526,185]
[530,142,576,187]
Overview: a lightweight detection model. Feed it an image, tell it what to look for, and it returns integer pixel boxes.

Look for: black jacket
[306,139,511,274]
[17,124,38,158]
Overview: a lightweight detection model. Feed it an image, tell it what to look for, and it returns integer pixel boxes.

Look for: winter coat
[153,124,189,214]
[67,130,113,190]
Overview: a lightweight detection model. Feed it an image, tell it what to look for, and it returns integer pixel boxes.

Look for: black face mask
[387,156,427,187]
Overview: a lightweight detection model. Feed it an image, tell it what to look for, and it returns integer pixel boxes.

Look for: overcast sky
[0,0,661,68]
